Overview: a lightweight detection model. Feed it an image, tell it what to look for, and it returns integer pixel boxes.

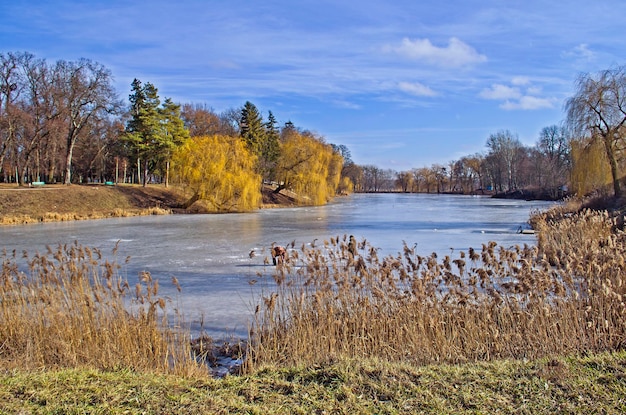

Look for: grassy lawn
[1,352,625,414]
[0,183,181,224]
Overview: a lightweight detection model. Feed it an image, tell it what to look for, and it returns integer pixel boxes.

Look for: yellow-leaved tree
[570,137,613,196]
[274,131,343,205]
[276,131,343,205]
[171,135,261,212]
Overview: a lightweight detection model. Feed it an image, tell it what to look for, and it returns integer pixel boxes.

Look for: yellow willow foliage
[327,151,343,194]
[337,176,354,195]
[276,133,343,205]
[171,135,261,212]
[571,137,612,196]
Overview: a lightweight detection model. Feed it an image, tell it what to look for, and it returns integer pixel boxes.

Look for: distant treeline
[1,51,624,203]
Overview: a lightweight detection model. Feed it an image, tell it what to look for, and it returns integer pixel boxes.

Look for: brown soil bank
[0,183,297,225]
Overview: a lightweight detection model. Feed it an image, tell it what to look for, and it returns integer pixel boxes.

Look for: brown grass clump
[0,206,172,225]
[247,210,626,371]
[0,242,202,376]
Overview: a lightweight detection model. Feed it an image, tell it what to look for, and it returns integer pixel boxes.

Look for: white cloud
[398,81,437,97]
[562,43,596,61]
[480,81,554,110]
[526,86,542,95]
[501,96,554,110]
[511,76,530,86]
[479,84,521,100]
[333,100,361,110]
[388,37,487,67]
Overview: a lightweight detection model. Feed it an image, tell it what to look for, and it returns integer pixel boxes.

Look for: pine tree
[122,80,188,186]
[239,101,265,157]
[158,98,190,187]
[122,79,161,185]
[260,110,280,181]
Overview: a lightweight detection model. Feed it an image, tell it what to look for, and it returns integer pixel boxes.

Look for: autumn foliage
[275,131,343,205]
[570,137,613,196]
[171,135,262,212]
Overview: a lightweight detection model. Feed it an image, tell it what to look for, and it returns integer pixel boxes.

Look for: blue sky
[1,1,624,171]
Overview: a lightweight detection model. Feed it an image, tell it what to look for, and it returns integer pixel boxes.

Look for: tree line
[1,50,625,208]
[343,65,626,201]
[0,52,345,210]
[352,126,570,199]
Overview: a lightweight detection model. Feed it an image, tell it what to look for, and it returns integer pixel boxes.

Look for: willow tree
[171,135,261,212]
[570,137,612,196]
[274,131,343,205]
[566,66,626,198]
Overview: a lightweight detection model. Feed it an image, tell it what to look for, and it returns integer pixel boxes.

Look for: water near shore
[0,193,555,337]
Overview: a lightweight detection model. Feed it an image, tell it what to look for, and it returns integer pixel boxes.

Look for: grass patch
[0,184,178,225]
[0,352,625,413]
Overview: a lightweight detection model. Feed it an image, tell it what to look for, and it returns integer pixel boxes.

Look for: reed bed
[0,207,171,225]
[0,242,201,375]
[248,209,626,370]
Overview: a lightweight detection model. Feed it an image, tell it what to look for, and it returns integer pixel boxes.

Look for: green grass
[1,351,625,414]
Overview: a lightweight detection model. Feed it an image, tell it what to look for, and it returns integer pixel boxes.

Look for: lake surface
[0,193,556,338]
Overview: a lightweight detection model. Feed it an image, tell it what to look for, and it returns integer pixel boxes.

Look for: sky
[1,0,625,171]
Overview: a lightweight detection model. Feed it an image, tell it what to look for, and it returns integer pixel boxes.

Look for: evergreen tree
[239,101,265,156]
[260,110,280,181]
[122,79,188,186]
[158,98,189,186]
[122,79,161,185]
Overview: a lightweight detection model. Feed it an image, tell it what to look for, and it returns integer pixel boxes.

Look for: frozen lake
[0,193,556,338]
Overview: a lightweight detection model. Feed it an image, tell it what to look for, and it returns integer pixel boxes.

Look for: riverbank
[0,183,298,224]
[2,351,625,413]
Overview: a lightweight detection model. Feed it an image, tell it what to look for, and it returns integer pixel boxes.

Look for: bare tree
[342,162,363,192]
[0,52,28,182]
[52,59,120,184]
[180,103,221,137]
[485,130,524,192]
[536,124,570,197]
[395,170,413,192]
[566,66,626,198]
[463,154,485,193]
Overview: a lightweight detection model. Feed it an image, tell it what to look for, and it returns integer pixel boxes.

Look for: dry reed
[247,209,626,371]
[0,207,171,225]
[0,241,201,375]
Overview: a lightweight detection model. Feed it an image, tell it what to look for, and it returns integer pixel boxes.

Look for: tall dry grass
[247,209,626,370]
[0,207,171,225]
[0,242,201,375]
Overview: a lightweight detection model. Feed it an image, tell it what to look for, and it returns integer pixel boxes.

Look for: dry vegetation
[0,241,203,376]
[247,205,626,370]
[0,183,298,225]
[1,192,626,411]
[0,184,179,224]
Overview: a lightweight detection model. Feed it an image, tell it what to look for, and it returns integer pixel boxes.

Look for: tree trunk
[603,134,622,198]
[179,192,200,209]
